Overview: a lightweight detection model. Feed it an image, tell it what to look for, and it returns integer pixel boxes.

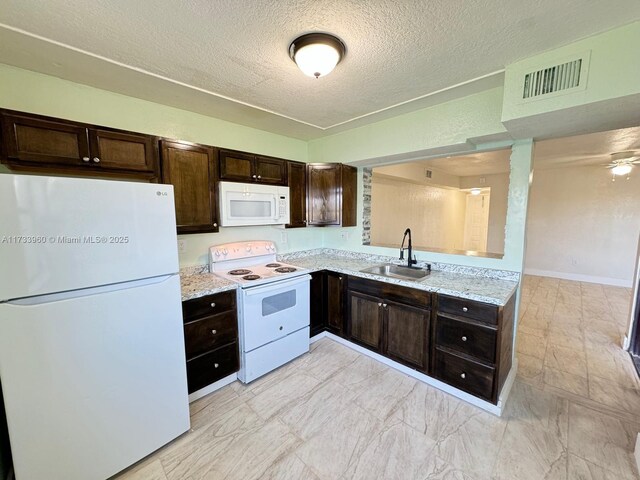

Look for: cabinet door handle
[460,372,466,379]
[382,303,388,308]
[378,302,383,307]
[257,175,262,179]
[93,157,100,163]
[211,329,217,335]
[210,302,216,308]
[213,223,218,228]
[214,363,219,369]
[82,156,90,162]
[462,307,468,312]
[252,174,257,179]
[461,336,467,342]
[338,276,343,281]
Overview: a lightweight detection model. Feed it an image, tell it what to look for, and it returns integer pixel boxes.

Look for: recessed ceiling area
[534,126,640,169]
[1,1,639,139]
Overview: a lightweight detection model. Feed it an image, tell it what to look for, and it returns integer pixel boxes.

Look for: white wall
[460,173,509,254]
[370,174,466,251]
[525,165,640,286]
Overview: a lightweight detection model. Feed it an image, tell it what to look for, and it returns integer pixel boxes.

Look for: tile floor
[116,275,639,480]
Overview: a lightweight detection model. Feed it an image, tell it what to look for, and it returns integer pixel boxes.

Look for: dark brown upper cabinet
[286,161,307,228]
[218,148,287,185]
[0,109,160,180]
[307,163,357,227]
[160,140,218,234]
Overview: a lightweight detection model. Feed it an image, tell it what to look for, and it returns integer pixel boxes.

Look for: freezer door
[0,174,179,301]
[0,275,189,480]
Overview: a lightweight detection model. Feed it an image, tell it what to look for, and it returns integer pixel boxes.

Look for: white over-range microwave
[219,181,290,227]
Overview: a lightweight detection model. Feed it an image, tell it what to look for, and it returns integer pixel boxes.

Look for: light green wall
[308,87,507,164]
[502,21,640,122]
[0,64,307,161]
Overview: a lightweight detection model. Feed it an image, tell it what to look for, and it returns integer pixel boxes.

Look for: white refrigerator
[0,174,190,480]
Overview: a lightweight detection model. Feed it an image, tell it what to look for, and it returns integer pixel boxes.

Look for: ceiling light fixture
[289,33,346,78]
[611,163,633,176]
[470,188,482,195]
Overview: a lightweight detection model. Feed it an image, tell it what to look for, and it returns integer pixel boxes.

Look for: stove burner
[242,274,261,281]
[275,267,297,273]
[229,269,252,275]
[265,263,282,268]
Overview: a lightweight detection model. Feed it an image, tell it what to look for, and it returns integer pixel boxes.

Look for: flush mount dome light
[611,163,633,176]
[289,33,346,78]
[470,188,482,195]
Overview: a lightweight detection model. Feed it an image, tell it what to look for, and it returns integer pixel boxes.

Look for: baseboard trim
[323,332,513,416]
[188,373,237,403]
[524,268,632,287]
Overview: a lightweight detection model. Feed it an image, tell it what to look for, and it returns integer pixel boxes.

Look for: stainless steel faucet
[399,228,418,268]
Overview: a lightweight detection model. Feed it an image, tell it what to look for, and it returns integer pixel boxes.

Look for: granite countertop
[179,249,520,305]
[180,266,237,301]
[281,251,519,306]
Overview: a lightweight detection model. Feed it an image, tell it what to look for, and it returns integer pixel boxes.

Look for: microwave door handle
[272,196,279,221]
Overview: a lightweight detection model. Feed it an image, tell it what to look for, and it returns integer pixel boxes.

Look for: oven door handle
[243,274,311,296]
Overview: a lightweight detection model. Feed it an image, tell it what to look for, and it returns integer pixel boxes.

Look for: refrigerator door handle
[3,274,177,306]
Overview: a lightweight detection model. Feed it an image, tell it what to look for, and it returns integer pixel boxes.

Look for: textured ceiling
[534,126,640,169]
[419,150,512,177]
[1,0,639,139]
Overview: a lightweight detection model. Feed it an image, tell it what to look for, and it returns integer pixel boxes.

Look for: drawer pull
[214,363,219,368]
[210,302,216,308]
[462,307,468,312]
[461,336,467,342]
[211,329,217,335]
[460,372,466,379]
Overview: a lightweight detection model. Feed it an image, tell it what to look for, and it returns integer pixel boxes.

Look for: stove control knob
[222,249,228,255]
[214,250,220,257]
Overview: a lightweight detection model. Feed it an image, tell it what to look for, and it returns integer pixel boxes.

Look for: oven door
[240,275,311,352]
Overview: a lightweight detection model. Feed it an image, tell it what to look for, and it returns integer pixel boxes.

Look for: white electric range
[209,241,311,383]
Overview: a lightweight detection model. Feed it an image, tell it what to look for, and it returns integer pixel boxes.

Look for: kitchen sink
[360,264,430,281]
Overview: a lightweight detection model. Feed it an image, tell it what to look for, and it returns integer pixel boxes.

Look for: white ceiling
[534,126,640,169]
[1,1,639,139]
[419,150,512,176]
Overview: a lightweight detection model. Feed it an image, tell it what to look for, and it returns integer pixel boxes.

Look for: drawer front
[438,295,499,325]
[435,315,497,364]
[347,276,431,309]
[184,311,238,359]
[186,342,239,393]
[433,348,495,401]
[182,290,236,321]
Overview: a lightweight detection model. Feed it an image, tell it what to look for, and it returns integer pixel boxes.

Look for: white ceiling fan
[605,151,640,180]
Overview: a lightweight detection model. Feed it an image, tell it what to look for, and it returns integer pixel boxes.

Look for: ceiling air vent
[425,169,432,179]
[522,55,588,100]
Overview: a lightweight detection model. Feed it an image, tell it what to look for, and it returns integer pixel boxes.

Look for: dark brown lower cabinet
[309,270,345,338]
[432,293,515,403]
[182,290,239,394]
[325,271,345,335]
[348,291,383,351]
[384,301,430,371]
[309,271,515,405]
[310,271,326,337]
[347,277,431,373]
